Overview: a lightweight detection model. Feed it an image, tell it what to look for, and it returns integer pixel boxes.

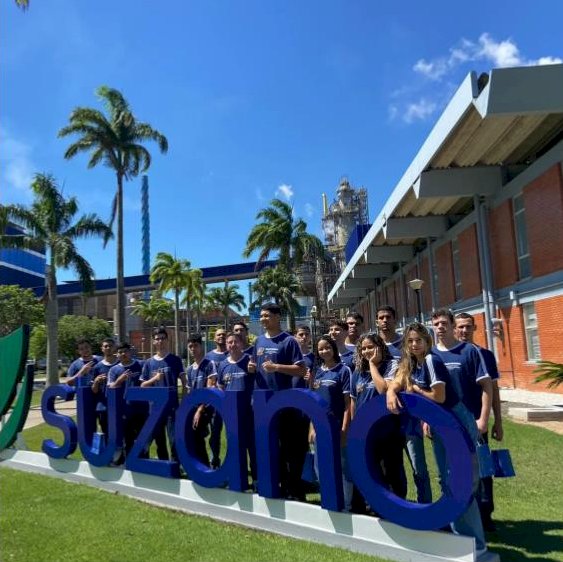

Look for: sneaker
[475,546,488,558]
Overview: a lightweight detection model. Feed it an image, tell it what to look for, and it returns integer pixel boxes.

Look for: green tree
[0,285,44,337]
[251,266,302,332]
[243,198,326,269]
[534,361,563,389]
[29,315,113,362]
[59,86,168,343]
[15,0,29,9]
[208,283,245,330]
[4,174,112,386]
[131,294,173,328]
[150,252,192,356]
[180,268,204,335]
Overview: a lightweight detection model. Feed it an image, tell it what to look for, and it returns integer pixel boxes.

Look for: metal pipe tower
[141,175,150,276]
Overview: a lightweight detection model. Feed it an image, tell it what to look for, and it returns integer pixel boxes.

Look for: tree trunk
[46,261,59,387]
[174,289,180,356]
[115,172,126,342]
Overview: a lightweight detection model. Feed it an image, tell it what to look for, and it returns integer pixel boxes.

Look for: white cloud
[276,183,294,200]
[0,127,35,203]
[413,33,562,82]
[255,187,265,202]
[403,99,437,124]
[399,33,562,125]
[304,203,314,217]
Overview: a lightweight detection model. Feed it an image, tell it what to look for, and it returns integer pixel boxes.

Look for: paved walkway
[499,387,563,407]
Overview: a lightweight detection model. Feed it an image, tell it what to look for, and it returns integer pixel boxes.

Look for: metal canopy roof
[328,64,563,307]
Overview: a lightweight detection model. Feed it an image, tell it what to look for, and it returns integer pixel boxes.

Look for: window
[452,238,462,301]
[522,303,541,361]
[513,194,531,279]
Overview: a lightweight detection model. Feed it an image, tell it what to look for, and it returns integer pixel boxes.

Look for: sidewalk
[499,387,563,407]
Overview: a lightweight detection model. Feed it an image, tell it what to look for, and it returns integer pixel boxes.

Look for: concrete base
[508,406,563,421]
[0,449,499,562]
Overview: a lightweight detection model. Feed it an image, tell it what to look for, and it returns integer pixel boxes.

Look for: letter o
[346,393,473,530]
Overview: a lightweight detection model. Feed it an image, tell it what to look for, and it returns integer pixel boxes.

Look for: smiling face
[406,330,428,360]
[77,342,92,359]
[328,323,346,345]
[226,334,242,355]
[259,309,280,333]
[317,338,336,365]
[360,337,377,361]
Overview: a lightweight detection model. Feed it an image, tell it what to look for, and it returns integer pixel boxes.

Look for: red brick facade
[489,200,519,288]
[457,225,482,299]
[435,242,455,307]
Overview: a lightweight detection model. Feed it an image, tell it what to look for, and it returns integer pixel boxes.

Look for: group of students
[65,302,502,555]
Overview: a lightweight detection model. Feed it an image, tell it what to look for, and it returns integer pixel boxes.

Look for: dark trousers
[209,410,223,466]
[124,410,148,458]
[478,432,495,519]
[279,409,307,499]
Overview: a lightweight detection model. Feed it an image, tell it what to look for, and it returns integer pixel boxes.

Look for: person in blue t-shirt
[248,303,306,500]
[376,305,403,360]
[141,328,188,462]
[344,311,364,353]
[204,328,229,469]
[328,319,355,371]
[431,309,492,435]
[309,335,352,511]
[387,322,487,555]
[217,332,256,482]
[294,325,315,388]
[108,342,145,462]
[65,339,99,386]
[455,312,503,532]
[233,321,254,357]
[186,333,217,467]
[88,338,117,434]
[350,333,406,511]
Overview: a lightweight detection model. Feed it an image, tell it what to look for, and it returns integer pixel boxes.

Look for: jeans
[405,433,432,503]
[477,432,495,520]
[313,439,353,512]
[209,410,223,467]
[432,402,486,552]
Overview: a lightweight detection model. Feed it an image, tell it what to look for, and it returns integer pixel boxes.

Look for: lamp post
[407,279,424,322]
[310,305,318,340]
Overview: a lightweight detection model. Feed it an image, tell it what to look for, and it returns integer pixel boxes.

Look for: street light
[407,278,424,322]
[310,305,319,340]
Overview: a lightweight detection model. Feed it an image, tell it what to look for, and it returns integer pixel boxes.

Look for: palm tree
[131,294,173,354]
[58,86,168,343]
[251,266,303,332]
[208,283,245,330]
[15,0,29,9]
[534,361,563,389]
[180,267,204,336]
[150,252,191,356]
[243,198,326,269]
[3,174,112,386]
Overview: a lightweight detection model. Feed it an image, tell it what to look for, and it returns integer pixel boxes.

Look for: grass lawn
[3,414,562,561]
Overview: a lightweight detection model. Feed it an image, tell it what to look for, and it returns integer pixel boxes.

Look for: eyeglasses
[153,337,167,341]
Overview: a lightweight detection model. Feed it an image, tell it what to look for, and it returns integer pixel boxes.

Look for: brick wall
[524,164,563,277]
[458,224,482,299]
[435,242,455,307]
[489,200,519,288]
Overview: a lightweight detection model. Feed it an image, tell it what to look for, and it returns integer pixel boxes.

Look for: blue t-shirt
[187,358,217,391]
[205,350,229,366]
[478,347,499,381]
[351,359,397,411]
[89,360,116,411]
[254,332,304,391]
[217,355,254,395]
[410,353,460,410]
[345,343,357,353]
[243,345,255,357]
[386,336,403,361]
[68,356,99,386]
[312,362,351,425]
[340,349,355,371]
[141,353,185,389]
[432,342,489,418]
[293,351,314,389]
[108,360,145,414]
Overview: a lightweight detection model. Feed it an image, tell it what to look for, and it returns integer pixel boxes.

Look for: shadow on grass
[489,519,563,562]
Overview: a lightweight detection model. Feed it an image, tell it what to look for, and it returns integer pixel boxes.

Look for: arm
[140,370,164,388]
[491,380,503,441]
[342,394,351,435]
[368,353,388,395]
[477,377,493,434]
[262,361,306,377]
[66,361,94,386]
[386,379,403,414]
[91,374,107,394]
[412,382,445,404]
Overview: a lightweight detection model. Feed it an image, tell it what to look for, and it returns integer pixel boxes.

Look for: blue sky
[2,0,562,307]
